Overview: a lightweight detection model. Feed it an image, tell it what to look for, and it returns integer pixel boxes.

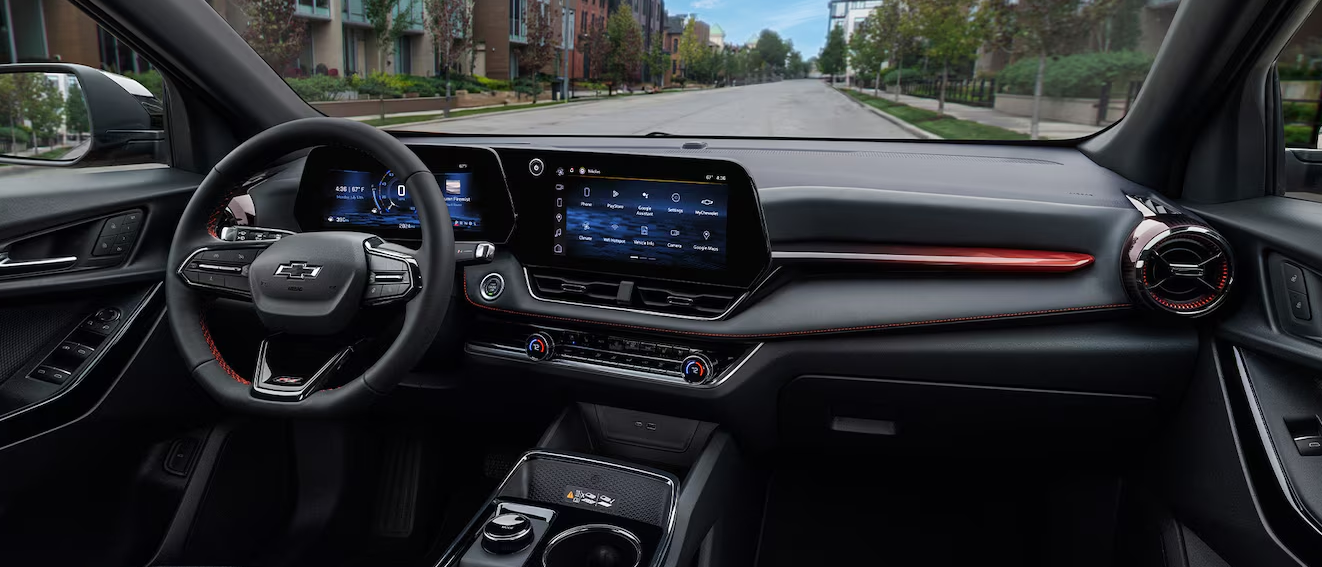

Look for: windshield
[212,0,1176,141]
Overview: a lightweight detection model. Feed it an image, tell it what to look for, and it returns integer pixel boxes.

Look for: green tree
[869,0,918,100]
[239,0,306,74]
[677,16,704,82]
[64,83,89,134]
[27,78,63,152]
[644,31,669,88]
[786,50,805,78]
[364,0,420,74]
[604,5,643,91]
[584,18,610,84]
[849,15,884,92]
[984,0,1115,138]
[754,29,790,75]
[818,26,847,83]
[908,0,987,115]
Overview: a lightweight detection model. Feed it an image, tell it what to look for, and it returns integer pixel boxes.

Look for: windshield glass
[211,0,1176,141]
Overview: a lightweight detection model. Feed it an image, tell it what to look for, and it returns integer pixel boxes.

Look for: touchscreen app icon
[641,226,649,236]
[583,187,591,197]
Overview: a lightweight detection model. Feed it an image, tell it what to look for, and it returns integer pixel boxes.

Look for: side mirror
[0,63,165,167]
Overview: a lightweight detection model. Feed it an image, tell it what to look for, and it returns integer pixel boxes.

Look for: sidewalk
[846,86,1102,139]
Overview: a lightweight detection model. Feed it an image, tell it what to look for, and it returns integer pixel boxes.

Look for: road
[399,79,915,139]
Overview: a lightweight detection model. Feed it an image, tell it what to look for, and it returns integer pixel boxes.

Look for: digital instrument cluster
[295,145,515,243]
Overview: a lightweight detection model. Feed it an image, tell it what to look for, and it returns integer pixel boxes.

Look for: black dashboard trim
[464,276,1131,339]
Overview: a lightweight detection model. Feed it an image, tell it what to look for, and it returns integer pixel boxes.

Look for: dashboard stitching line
[200,314,249,384]
[464,279,1131,338]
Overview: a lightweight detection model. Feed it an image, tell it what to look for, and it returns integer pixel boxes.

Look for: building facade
[569,0,608,79]
[826,0,882,80]
[0,0,153,74]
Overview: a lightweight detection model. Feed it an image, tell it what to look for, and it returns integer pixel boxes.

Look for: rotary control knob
[481,513,534,554]
[681,354,715,384]
[526,332,555,361]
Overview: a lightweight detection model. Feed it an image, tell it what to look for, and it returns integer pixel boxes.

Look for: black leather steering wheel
[165,118,455,416]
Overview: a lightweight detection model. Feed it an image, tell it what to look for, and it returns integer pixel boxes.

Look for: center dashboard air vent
[1123,215,1233,317]
[528,268,742,319]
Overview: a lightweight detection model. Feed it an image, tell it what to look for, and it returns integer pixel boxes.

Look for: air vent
[527,268,743,319]
[1124,223,1233,317]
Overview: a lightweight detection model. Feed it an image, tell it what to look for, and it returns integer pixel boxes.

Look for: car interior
[8,0,1322,566]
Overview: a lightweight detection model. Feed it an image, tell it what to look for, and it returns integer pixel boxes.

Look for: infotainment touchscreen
[502,150,769,288]
[553,175,729,271]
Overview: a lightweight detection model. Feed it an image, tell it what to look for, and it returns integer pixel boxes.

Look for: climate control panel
[466,321,755,387]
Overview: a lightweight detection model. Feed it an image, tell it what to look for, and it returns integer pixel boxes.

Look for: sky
[677,0,829,59]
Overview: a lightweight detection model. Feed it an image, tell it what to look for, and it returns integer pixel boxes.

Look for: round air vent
[1124,222,1233,317]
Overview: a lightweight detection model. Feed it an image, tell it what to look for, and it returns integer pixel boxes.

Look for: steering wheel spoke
[363,239,422,307]
[249,334,356,401]
[177,240,278,300]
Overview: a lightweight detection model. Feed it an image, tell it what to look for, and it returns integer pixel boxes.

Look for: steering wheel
[165,118,455,416]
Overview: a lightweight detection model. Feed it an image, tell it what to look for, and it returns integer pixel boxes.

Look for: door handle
[0,252,78,275]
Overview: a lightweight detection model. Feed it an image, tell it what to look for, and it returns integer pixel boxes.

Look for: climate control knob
[526,332,555,361]
[681,354,715,384]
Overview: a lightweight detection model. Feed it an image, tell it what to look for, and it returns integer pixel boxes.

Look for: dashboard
[294,145,772,290]
[247,134,1208,454]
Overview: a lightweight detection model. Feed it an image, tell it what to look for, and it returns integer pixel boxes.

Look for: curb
[375,98,603,129]
[832,87,943,140]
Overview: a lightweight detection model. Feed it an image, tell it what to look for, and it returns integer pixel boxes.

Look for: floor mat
[756,458,1122,567]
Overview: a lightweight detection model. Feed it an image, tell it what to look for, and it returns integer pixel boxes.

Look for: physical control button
[101,215,128,235]
[481,513,534,555]
[480,273,504,301]
[681,354,715,384]
[82,314,121,335]
[93,236,118,256]
[1290,290,1312,321]
[526,332,555,361]
[29,365,72,384]
[57,341,95,360]
[1297,436,1322,456]
[528,158,545,177]
[96,308,121,322]
[456,241,496,264]
[1285,263,1308,294]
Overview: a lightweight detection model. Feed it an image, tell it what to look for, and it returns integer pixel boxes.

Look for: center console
[433,404,760,567]
[439,451,675,567]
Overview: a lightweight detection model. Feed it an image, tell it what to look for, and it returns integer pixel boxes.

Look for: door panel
[1174,196,1322,566]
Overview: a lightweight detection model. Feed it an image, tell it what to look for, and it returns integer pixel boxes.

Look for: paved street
[398,79,916,139]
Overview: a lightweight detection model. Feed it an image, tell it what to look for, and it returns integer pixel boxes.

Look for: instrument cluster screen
[295,145,515,243]
[554,174,729,272]
[321,169,483,233]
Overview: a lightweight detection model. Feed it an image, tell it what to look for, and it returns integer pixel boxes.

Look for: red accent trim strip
[463,279,1130,339]
[200,315,249,385]
[774,246,1095,273]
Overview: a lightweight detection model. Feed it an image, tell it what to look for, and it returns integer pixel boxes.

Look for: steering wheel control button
[526,332,555,361]
[528,158,545,177]
[481,513,534,555]
[480,273,505,301]
[220,226,294,242]
[681,354,715,384]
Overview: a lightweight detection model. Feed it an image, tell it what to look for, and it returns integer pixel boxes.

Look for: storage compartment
[780,375,1157,454]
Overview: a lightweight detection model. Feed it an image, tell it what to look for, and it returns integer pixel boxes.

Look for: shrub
[1280,64,1322,81]
[285,75,350,101]
[474,75,512,91]
[1285,101,1318,124]
[1286,124,1315,148]
[996,51,1153,98]
[883,67,928,85]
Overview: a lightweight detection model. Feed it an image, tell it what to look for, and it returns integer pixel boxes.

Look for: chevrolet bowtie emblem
[274,262,322,280]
